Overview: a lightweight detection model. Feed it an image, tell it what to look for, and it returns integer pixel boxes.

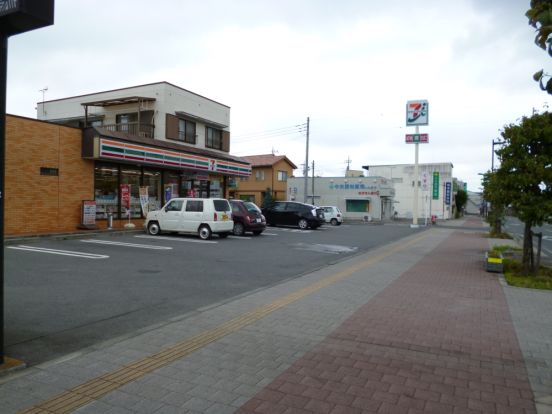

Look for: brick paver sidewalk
[238,231,536,413]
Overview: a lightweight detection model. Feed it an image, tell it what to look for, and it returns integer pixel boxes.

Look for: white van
[145,198,233,240]
[321,206,343,225]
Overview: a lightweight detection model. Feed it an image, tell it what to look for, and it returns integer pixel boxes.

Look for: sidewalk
[1,220,550,414]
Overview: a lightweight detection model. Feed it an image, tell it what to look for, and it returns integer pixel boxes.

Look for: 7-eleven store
[84,127,251,224]
[4,115,251,236]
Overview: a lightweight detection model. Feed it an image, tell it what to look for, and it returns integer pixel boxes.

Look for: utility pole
[491,139,504,171]
[39,86,48,118]
[304,117,309,203]
[311,160,315,205]
[345,156,352,173]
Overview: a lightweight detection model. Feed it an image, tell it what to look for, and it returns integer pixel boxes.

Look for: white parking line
[262,233,278,236]
[228,235,252,240]
[7,245,109,259]
[270,228,313,233]
[81,240,173,250]
[135,235,218,244]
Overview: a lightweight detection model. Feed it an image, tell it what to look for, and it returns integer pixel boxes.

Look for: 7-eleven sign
[406,100,429,126]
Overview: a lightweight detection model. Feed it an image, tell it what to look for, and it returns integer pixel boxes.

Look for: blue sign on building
[445,182,451,205]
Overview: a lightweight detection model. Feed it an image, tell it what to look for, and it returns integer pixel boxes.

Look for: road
[502,216,552,260]
[5,222,424,366]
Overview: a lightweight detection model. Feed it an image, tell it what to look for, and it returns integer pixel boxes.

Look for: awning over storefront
[82,127,251,177]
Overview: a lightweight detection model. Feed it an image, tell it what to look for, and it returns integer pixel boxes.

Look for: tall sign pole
[304,117,309,203]
[0,0,55,366]
[406,100,429,228]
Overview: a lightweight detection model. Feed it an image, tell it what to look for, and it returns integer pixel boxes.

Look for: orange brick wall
[5,115,94,236]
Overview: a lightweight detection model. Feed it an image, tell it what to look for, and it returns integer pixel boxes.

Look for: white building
[366,163,454,220]
[36,82,251,218]
[287,176,395,221]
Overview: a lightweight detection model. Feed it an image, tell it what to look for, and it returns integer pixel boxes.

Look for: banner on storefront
[120,184,131,216]
[445,182,452,205]
[139,186,149,215]
[432,172,440,200]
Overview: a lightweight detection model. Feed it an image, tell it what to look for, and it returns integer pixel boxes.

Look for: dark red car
[229,200,266,236]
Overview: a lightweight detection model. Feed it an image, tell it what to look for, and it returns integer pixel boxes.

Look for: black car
[262,201,325,230]
[229,199,266,236]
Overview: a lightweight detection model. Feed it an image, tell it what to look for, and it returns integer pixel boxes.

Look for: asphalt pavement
[4,222,423,367]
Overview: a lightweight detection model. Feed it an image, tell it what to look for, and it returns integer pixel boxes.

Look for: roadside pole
[413,126,419,226]
[304,117,309,203]
[0,33,6,367]
[0,0,55,366]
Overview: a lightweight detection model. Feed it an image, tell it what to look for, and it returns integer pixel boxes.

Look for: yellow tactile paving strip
[20,232,430,414]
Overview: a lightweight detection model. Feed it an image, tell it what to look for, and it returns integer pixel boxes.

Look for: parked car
[229,199,266,236]
[321,206,343,226]
[262,201,325,230]
[145,198,233,240]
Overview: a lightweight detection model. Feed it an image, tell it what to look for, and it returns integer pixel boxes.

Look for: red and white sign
[120,184,131,209]
[405,133,429,143]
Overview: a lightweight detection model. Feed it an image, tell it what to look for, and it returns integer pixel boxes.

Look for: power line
[233,129,306,143]
[232,123,307,141]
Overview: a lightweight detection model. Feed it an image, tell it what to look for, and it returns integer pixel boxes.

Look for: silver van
[145,198,233,240]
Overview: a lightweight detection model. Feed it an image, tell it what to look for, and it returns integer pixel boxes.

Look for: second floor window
[178,119,196,144]
[206,126,222,150]
[277,171,288,181]
[255,170,265,181]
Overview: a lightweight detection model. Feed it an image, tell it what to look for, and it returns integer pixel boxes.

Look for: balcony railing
[102,123,154,139]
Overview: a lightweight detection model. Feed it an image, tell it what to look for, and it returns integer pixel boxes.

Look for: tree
[526,0,552,93]
[493,111,552,274]
[454,189,468,218]
[261,187,275,208]
[481,171,508,236]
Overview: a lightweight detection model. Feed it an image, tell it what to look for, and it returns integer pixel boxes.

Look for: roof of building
[242,154,298,169]
[39,81,229,108]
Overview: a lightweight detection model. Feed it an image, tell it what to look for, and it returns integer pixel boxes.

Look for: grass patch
[487,232,513,239]
[491,245,521,254]
[503,259,552,290]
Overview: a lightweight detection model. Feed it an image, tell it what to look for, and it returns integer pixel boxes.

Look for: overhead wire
[232,123,307,142]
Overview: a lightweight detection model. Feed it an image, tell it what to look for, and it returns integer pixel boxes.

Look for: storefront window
[210,176,223,198]
[163,171,180,204]
[95,163,119,219]
[143,169,162,211]
[121,166,141,218]
[346,199,370,212]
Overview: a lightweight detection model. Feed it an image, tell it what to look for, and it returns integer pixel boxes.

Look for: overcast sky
[5,0,548,191]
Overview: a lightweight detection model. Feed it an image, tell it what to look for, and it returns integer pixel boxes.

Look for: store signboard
[406,100,429,126]
[405,133,429,143]
[81,200,96,226]
[432,172,440,199]
[445,182,452,205]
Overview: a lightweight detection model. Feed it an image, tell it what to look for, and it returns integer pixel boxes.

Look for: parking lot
[5,222,423,366]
